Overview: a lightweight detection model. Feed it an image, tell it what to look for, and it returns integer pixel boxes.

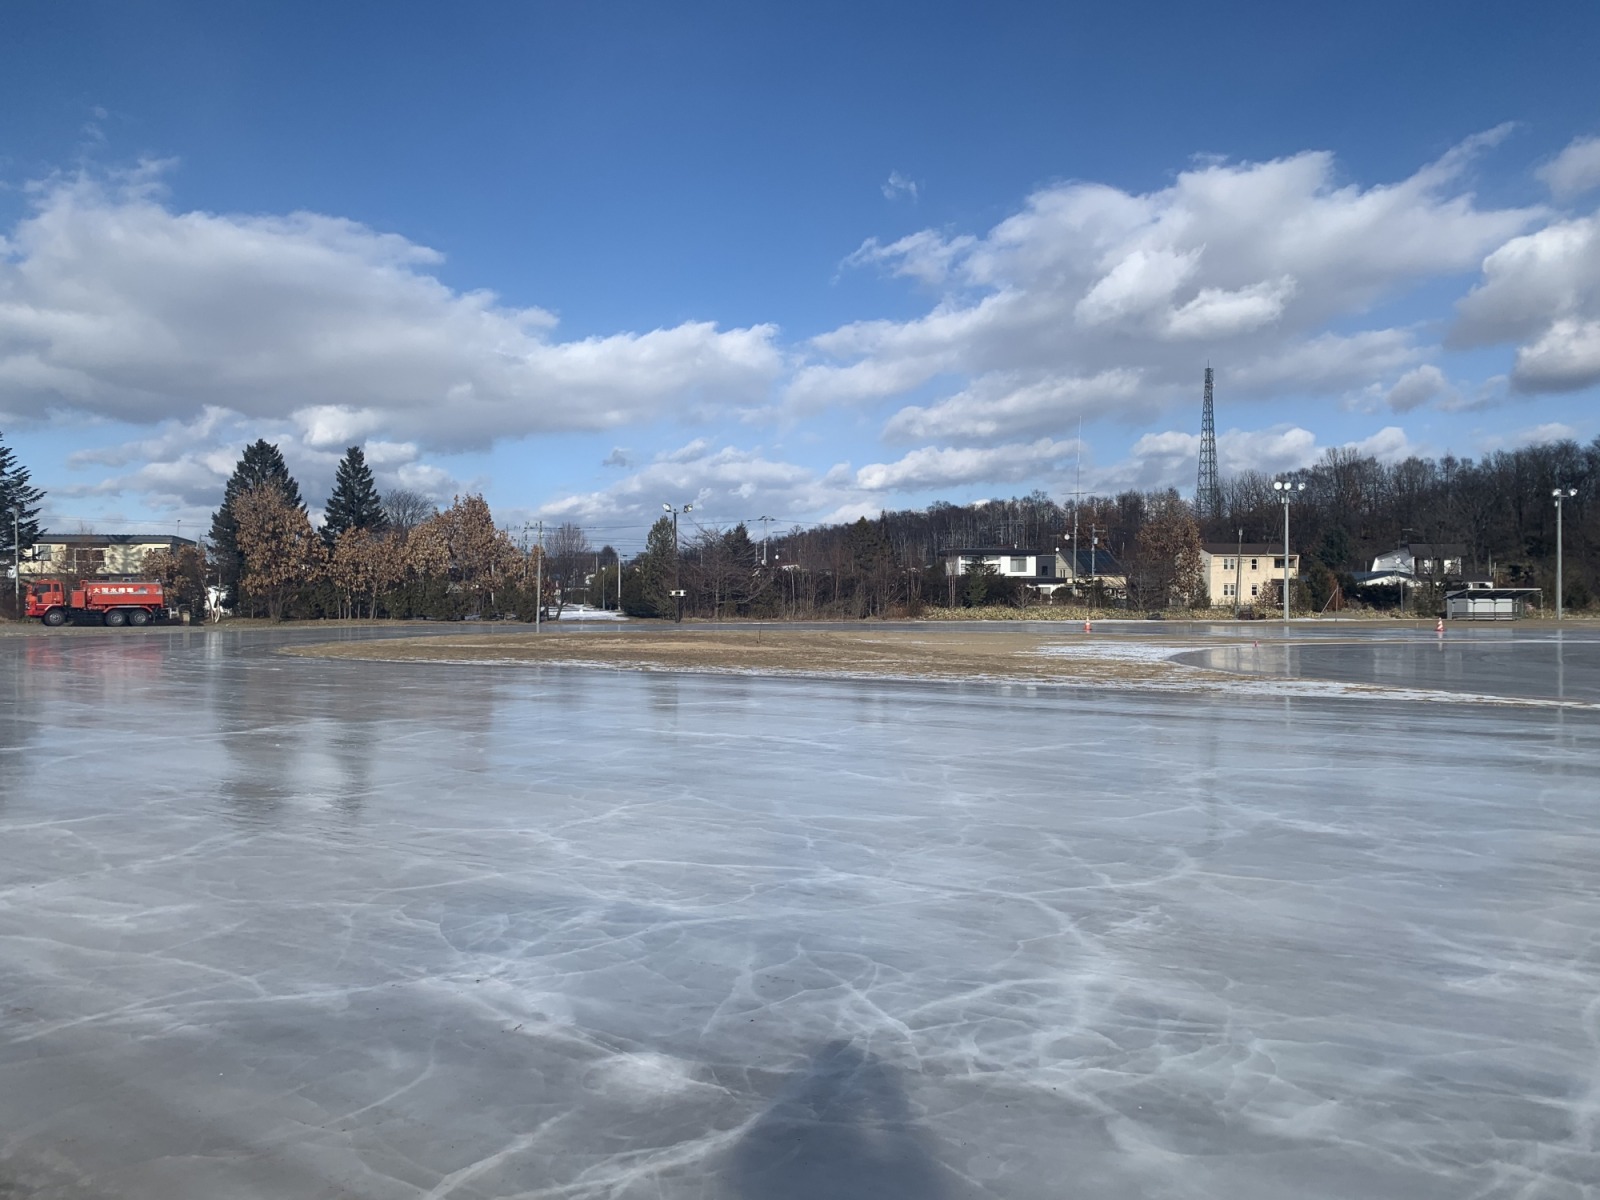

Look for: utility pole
[11,508,18,614]
[1553,488,1577,620]
[534,520,543,630]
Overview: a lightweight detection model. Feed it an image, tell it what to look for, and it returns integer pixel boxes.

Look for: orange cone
[1436,617,1444,634]
[1084,619,1092,633]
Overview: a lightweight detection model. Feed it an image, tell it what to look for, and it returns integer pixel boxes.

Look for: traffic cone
[1084,619,1092,633]
[1436,617,1444,634]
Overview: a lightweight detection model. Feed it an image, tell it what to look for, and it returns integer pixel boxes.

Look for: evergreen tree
[0,431,46,575]
[321,445,386,546]
[638,515,678,618]
[209,440,305,593]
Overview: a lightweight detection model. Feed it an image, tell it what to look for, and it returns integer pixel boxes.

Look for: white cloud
[1453,210,1600,392]
[1384,364,1453,413]
[882,369,1144,444]
[537,441,844,527]
[855,437,1080,492]
[801,132,1537,440]
[1479,421,1579,452]
[881,171,920,202]
[1345,425,1416,462]
[1513,318,1600,393]
[1537,135,1600,202]
[0,165,783,450]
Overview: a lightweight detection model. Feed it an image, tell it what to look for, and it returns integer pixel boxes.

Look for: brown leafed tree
[328,527,407,619]
[139,543,209,616]
[436,494,518,611]
[404,514,451,579]
[1135,490,1206,608]
[235,486,327,619]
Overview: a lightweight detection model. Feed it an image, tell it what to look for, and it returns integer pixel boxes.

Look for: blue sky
[3,0,1599,554]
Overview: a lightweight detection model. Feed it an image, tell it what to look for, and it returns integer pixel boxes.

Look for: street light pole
[1553,487,1577,620]
[663,502,693,622]
[1272,480,1305,622]
[1234,526,1243,618]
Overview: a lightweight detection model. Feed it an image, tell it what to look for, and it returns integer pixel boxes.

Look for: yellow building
[23,534,197,579]
[1200,542,1299,607]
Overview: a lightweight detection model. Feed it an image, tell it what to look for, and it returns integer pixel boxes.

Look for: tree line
[2,430,1596,621]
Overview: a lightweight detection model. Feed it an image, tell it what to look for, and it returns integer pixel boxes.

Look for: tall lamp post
[663,502,693,622]
[1272,480,1305,622]
[1553,487,1577,620]
[1234,527,1243,618]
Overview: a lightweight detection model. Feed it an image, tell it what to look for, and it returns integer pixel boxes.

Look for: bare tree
[546,522,592,608]
[381,488,436,533]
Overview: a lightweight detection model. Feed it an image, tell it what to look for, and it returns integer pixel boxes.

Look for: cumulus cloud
[0,165,782,449]
[1453,210,1600,392]
[855,437,1081,492]
[1537,135,1600,202]
[1384,364,1454,412]
[802,133,1538,441]
[537,440,846,527]
[882,369,1144,444]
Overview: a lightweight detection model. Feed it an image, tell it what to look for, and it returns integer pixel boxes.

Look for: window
[1009,557,1027,573]
[1250,584,1259,597]
[1273,557,1285,568]
[1250,558,1258,571]
[1222,583,1234,597]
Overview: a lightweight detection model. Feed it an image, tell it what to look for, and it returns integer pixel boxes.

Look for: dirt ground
[282,626,1241,686]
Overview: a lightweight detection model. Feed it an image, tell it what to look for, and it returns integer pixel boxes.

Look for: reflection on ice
[1,627,1598,1198]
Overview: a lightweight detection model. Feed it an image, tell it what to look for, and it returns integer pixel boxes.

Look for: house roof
[1405,542,1465,557]
[1061,547,1122,575]
[1200,543,1294,556]
[40,533,197,547]
[940,546,1048,556]
[1444,587,1541,599]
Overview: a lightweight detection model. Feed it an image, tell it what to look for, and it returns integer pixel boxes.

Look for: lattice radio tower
[1196,366,1220,518]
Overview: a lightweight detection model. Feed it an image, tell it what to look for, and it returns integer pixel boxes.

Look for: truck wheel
[42,609,67,627]
[128,609,151,626]
[104,609,127,627]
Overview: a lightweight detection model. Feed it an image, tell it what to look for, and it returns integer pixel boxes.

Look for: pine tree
[209,440,305,593]
[639,515,678,618]
[321,445,386,546]
[0,431,46,573]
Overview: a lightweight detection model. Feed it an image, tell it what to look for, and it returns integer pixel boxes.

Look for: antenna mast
[1196,367,1220,519]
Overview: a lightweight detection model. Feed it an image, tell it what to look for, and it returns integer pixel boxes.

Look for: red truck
[26,578,169,627]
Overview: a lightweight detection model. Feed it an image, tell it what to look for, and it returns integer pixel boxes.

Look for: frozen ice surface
[2,627,1599,1199]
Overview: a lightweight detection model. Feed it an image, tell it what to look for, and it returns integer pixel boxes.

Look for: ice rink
[2,625,1598,1198]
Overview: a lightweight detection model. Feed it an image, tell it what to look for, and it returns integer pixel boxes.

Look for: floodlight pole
[1273,480,1304,622]
[664,502,693,622]
[1235,527,1243,618]
[1553,488,1577,620]
[535,520,543,631]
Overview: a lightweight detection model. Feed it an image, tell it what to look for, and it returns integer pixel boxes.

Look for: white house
[940,547,1065,594]
[1371,543,1465,580]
